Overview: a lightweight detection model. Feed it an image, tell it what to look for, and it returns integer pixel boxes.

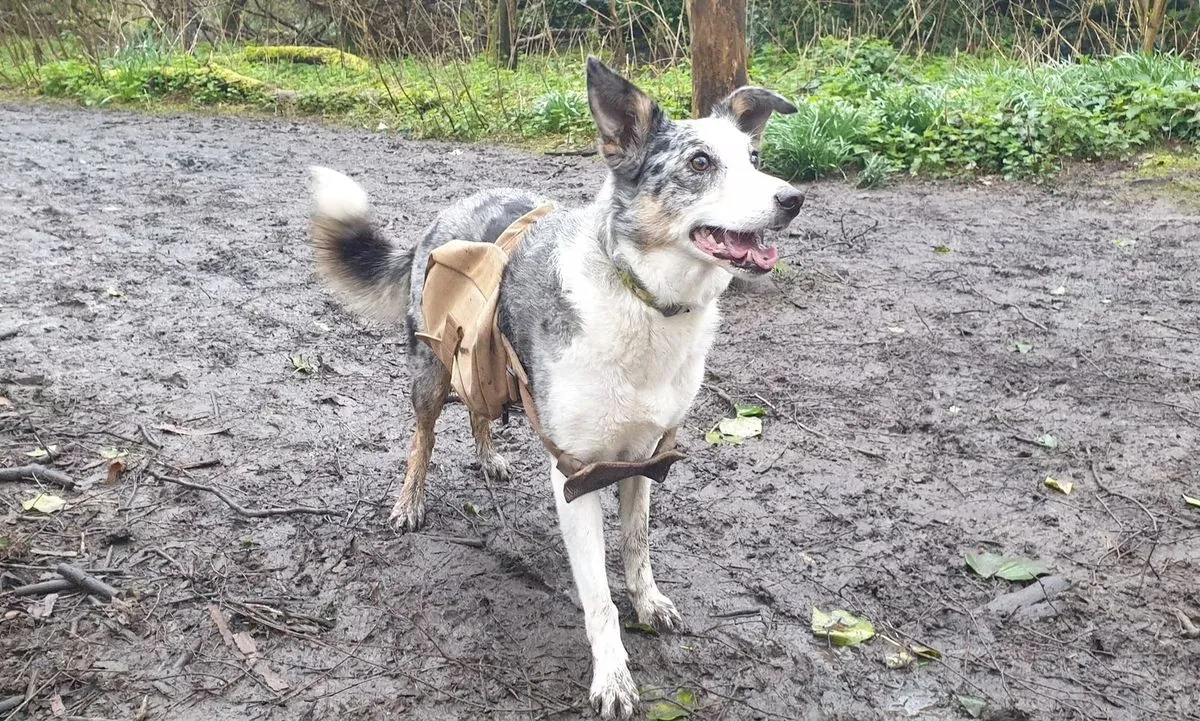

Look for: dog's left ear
[712,87,797,142]
[587,55,664,176]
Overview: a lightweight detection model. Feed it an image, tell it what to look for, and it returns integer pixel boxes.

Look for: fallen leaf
[887,325,907,334]
[24,445,59,459]
[1050,285,1067,296]
[105,285,126,298]
[1183,494,1200,509]
[884,649,915,669]
[734,403,766,418]
[646,702,690,721]
[29,593,58,620]
[99,447,128,460]
[909,642,941,660]
[49,694,66,717]
[1044,477,1073,495]
[622,620,659,636]
[965,549,1049,581]
[933,245,951,254]
[313,321,331,333]
[717,416,762,440]
[22,493,67,514]
[1010,340,1033,354]
[463,501,482,517]
[105,458,127,486]
[704,429,734,446]
[1034,433,1060,450]
[291,355,316,375]
[0,396,12,408]
[233,631,259,661]
[254,661,290,692]
[811,607,875,646]
[956,694,987,718]
[156,423,230,436]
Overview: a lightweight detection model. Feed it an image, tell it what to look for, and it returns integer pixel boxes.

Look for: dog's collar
[615,264,690,317]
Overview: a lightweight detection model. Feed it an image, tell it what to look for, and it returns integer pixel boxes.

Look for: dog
[309,57,802,719]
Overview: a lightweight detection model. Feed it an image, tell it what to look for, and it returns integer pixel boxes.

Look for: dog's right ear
[586,56,663,176]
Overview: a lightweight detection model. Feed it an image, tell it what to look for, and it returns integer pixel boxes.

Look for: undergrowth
[2,36,1198,182]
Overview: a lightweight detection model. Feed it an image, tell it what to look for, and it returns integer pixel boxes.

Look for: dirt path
[1,102,1198,721]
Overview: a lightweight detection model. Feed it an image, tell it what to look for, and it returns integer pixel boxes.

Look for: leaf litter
[964,549,1049,581]
[811,608,875,646]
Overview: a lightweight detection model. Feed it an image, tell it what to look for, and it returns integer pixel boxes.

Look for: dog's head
[588,56,802,276]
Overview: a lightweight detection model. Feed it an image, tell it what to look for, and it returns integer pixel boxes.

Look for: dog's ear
[712,87,797,142]
[586,56,664,175]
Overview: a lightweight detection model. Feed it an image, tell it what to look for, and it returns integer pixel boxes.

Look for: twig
[427,535,486,549]
[57,562,117,601]
[544,148,597,156]
[150,471,337,518]
[1174,608,1200,638]
[964,281,1048,331]
[9,579,75,597]
[1090,461,1160,589]
[0,698,19,715]
[0,464,75,489]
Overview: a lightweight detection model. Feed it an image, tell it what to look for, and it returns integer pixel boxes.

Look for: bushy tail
[309,166,413,323]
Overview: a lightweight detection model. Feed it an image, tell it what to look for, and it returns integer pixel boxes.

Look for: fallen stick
[150,471,337,518]
[0,464,75,489]
[0,696,22,713]
[9,579,75,597]
[56,563,118,601]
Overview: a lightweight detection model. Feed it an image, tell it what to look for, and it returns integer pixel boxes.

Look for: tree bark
[495,0,518,69]
[687,0,749,118]
[1140,0,1169,54]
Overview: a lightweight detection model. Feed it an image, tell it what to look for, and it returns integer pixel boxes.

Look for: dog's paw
[388,495,425,533]
[589,664,638,720]
[634,591,682,632]
[481,453,511,485]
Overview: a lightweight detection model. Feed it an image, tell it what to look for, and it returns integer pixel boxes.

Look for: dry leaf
[812,608,875,645]
[22,493,67,514]
[1043,476,1073,495]
[49,694,66,717]
[25,445,58,459]
[157,423,230,436]
[105,458,127,486]
[29,593,58,620]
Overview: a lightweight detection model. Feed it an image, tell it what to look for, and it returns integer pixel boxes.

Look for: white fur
[542,219,721,717]
[311,166,370,223]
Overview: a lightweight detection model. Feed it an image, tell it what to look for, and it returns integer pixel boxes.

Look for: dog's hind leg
[469,412,510,484]
[552,460,638,719]
[390,348,451,532]
[619,476,682,632]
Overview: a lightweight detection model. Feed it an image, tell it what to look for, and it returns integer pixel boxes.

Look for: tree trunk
[687,0,749,118]
[1140,0,1169,54]
[495,0,518,69]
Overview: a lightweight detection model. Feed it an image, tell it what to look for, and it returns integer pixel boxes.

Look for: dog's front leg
[552,460,638,719]
[619,475,681,631]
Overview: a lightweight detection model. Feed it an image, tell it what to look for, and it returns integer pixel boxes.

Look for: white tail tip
[310,166,369,222]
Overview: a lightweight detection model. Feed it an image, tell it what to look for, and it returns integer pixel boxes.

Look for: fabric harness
[414,205,684,503]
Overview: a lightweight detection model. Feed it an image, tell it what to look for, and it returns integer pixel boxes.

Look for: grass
[1,35,1198,182]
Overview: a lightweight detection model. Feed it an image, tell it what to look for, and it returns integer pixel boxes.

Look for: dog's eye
[750,150,761,168]
[689,153,712,172]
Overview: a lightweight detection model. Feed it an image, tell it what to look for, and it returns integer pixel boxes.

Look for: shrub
[241,46,371,74]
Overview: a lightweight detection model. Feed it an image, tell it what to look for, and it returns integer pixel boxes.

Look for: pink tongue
[719,230,778,270]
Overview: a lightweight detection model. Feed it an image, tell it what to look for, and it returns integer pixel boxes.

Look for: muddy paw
[388,495,425,533]
[634,591,682,632]
[481,453,511,485]
[589,664,638,720]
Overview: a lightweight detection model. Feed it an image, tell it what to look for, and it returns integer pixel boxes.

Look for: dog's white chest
[542,283,718,461]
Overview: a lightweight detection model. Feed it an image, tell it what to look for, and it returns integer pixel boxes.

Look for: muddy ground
[1,102,1198,721]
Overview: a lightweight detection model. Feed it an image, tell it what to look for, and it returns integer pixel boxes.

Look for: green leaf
[0,537,9,552]
[24,445,58,459]
[705,429,738,446]
[1182,494,1200,509]
[622,620,658,636]
[646,702,689,721]
[933,245,951,254]
[674,689,696,707]
[811,607,875,646]
[734,404,766,418]
[717,416,762,440]
[965,550,1049,581]
[1010,340,1033,354]
[956,694,987,718]
[1043,476,1073,495]
[291,355,316,375]
[1034,433,1059,450]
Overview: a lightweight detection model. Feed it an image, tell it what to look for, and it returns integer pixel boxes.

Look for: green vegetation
[2,37,1198,183]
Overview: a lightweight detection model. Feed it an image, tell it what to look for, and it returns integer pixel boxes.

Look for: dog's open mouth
[690,226,778,273]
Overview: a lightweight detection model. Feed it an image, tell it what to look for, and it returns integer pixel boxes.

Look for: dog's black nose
[774,187,804,216]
